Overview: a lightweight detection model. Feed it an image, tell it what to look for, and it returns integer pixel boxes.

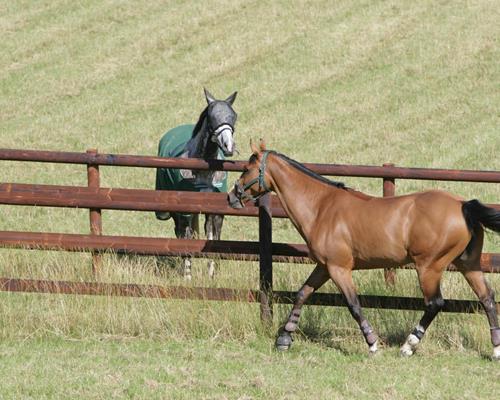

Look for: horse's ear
[250,139,260,156]
[204,88,216,105]
[259,138,267,151]
[225,91,237,106]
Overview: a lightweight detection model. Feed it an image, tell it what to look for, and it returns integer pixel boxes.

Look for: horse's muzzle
[227,191,243,209]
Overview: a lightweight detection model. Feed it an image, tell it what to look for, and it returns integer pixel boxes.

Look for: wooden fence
[0,148,499,322]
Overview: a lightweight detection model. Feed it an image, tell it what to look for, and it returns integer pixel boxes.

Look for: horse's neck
[186,119,218,160]
[268,155,343,240]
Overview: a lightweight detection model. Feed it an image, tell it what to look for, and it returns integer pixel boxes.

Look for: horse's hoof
[368,341,379,356]
[276,332,293,351]
[493,345,500,361]
[276,343,291,352]
[184,274,192,281]
[400,333,420,357]
[400,343,414,357]
[155,211,171,220]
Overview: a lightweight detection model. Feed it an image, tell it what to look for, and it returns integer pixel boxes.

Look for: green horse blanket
[156,124,228,193]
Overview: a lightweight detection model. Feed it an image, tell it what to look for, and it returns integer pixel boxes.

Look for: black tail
[462,199,500,234]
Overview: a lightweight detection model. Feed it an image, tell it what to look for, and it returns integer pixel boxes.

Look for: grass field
[1,0,499,398]
[1,337,499,400]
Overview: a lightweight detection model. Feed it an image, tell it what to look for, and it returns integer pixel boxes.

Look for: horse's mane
[274,152,346,189]
[275,152,374,200]
[191,106,208,138]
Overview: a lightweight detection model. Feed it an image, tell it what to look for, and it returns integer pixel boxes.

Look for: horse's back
[344,190,467,265]
[158,124,194,158]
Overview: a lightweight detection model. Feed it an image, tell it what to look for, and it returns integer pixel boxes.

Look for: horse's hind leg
[327,265,379,354]
[205,214,224,278]
[459,268,500,360]
[276,265,330,351]
[401,265,445,357]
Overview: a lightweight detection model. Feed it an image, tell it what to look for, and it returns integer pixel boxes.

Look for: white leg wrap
[369,341,378,354]
[493,345,500,361]
[400,334,420,357]
[207,260,216,278]
[401,325,425,357]
[183,259,192,281]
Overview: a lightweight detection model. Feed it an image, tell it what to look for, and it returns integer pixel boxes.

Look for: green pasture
[1,0,499,398]
[0,337,498,400]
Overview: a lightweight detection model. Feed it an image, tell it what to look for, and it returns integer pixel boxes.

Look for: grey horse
[155,89,238,279]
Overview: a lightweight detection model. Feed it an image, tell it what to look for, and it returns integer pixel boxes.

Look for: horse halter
[209,123,234,140]
[234,151,272,203]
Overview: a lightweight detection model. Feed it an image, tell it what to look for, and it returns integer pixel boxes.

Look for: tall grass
[0,249,497,356]
[0,0,499,355]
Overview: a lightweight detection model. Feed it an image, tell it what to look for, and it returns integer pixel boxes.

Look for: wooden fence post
[258,193,273,324]
[87,149,102,276]
[383,163,396,286]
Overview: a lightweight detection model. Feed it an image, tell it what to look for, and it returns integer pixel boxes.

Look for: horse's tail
[462,199,500,234]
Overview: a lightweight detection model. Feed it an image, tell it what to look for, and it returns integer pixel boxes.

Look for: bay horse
[156,88,238,279]
[228,141,500,360]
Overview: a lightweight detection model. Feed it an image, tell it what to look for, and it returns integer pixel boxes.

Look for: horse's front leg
[327,265,379,355]
[276,265,330,351]
[205,214,224,278]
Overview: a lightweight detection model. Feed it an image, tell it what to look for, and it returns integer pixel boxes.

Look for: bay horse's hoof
[276,332,293,351]
[368,341,379,355]
[400,346,413,357]
[400,333,420,357]
[493,345,500,361]
[400,341,417,357]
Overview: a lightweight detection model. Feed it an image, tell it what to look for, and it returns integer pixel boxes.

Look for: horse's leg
[205,214,224,278]
[174,213,196,280]
[459,268,499,360]
[401,265,445,357]
[455,225,499,359]
[276,265,330,351]
[327,265,379,354]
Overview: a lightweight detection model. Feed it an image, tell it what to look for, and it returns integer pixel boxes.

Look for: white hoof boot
[207,260,215,279]
[369,341,378,355]
[493,345,500,361]
[183,259,192,281]
[400,333,420,357]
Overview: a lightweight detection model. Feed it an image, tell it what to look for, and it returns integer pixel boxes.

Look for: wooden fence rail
[0,148,499,322]
[0,231,498,272]
[2,148,500,182]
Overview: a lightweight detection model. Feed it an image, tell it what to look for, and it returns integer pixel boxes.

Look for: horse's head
[204,88,238,157]
[228,139,273,209]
